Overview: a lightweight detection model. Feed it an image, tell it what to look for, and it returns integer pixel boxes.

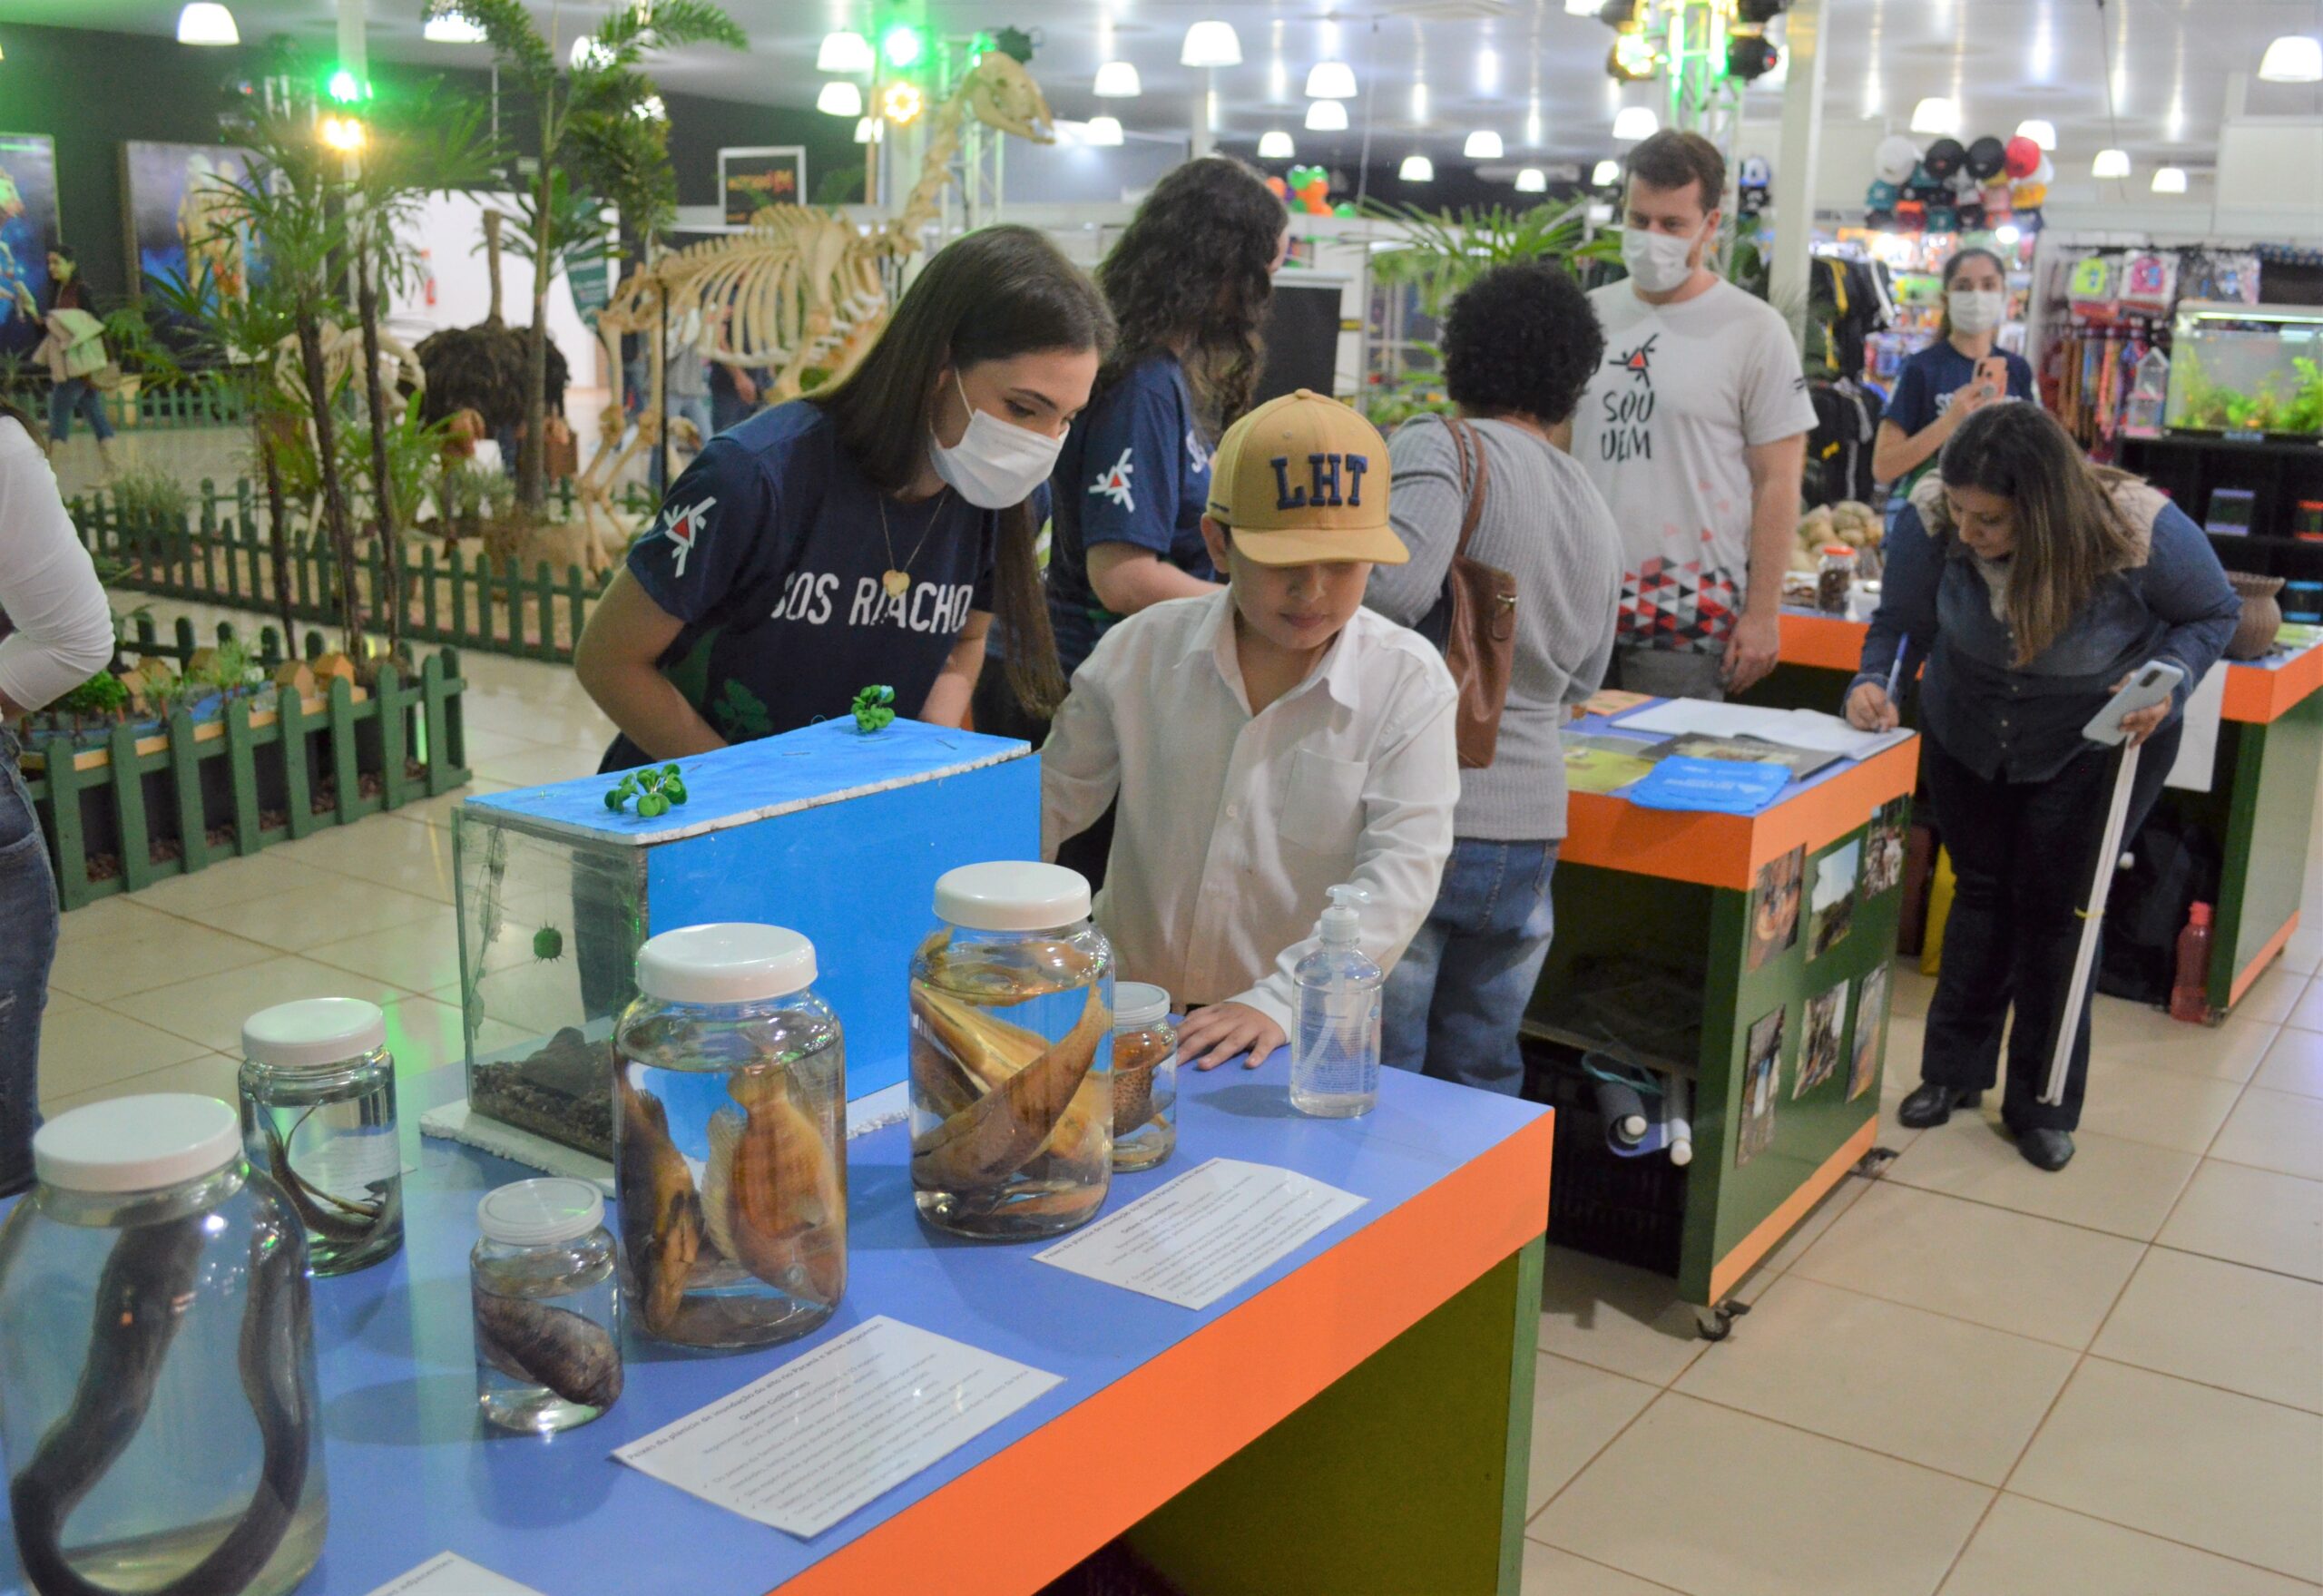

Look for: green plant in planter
[54,671,131,726]
[110,465,191,531]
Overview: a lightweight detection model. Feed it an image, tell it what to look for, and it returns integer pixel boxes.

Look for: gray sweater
[1365,415,1623,841]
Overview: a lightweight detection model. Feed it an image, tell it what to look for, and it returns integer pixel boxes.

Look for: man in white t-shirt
[1573,130,1815,700]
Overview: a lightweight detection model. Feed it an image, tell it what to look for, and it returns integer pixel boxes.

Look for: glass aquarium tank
[2164,300,2323,438]
[454,719,1039,1160]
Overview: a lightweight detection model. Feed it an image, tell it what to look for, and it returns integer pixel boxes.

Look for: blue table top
[1,1060,1544,1596]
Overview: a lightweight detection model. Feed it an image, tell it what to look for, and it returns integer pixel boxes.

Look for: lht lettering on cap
[1269,453,1371,510]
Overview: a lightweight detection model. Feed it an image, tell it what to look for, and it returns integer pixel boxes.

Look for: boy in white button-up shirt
[1041,389,1459,1069]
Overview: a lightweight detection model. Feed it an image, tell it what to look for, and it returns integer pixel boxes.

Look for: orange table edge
[2231,911,2301,1007]
[1708,1120,1877,1303]
[1778,612,1875,673]
[770,1111,1557,1596]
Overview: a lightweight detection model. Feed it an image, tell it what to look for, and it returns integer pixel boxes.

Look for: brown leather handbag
[1422,416,1519,769]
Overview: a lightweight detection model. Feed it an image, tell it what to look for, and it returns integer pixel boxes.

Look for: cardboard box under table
[1530,704,1918,1327]
[448,719,1038,1160]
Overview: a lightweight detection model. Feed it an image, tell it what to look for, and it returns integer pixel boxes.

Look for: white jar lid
[34,1094,242,1194]
[935,861,1092,932]
[1114,982,1171,1030]
[635,923,817,1005]
[241,996,387,1069]
[477,1178,605,1247]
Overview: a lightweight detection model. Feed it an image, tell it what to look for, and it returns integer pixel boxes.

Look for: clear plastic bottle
[472,1179,622,1434]
[0,1094,328,1596]
[1111,983,1178,1172]
[238,996,403,1276]
[1290,885,1384,1118]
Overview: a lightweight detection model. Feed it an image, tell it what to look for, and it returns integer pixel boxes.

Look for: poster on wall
[1746,846,1806,973]
[1796,981,1846,1099]
[1848,966,1888,1102]
[122,141,260,308]
[1866,798,1908,896]
[1737,1007,1785,1169]
[720,146,806,228]
[1808,836,1863,960]
[0,133,61,360]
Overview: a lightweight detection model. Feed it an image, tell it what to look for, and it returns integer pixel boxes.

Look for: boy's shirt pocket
[1279,749,1366,857]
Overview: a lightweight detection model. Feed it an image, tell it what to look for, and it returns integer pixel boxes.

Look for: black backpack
[2097,812,2221,1005]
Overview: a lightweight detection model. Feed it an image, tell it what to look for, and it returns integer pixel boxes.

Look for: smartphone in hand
[1975,354,2009,399]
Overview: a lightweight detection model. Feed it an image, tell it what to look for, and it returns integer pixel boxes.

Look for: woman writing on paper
[1847,404,2238,1170]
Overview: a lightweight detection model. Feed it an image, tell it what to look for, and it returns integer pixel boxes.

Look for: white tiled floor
[34,598,2323,1594]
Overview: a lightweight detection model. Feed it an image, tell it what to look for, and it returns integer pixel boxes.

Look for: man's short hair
[1624,131,1726,213]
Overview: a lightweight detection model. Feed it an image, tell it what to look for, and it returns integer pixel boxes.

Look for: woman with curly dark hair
[1365,261,1626,1095]
[983,155,1285,739]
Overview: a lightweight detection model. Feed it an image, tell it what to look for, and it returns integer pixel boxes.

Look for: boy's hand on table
[1180,1003,1287,1072]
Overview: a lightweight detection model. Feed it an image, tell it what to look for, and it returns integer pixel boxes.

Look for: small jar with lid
[1111,983,1178,1172]
[614,923,847,1350]
[239,995,402,1276]
[0,1095,328,1596]
[1816,543,1857,614]
[472,1178,622,1434]
[909,861,1115,1239]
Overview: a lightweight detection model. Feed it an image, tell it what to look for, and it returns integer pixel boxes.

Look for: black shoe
[1897,1082,1982,1129]
[2016,1128,2075,1171]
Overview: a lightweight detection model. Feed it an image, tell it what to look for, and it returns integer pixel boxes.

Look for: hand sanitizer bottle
[1290,885,1383,1119]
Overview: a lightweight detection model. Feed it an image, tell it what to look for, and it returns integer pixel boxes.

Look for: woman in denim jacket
[1846,403,2239,1170]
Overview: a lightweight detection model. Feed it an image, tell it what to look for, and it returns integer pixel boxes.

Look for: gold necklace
[877,488,946,598]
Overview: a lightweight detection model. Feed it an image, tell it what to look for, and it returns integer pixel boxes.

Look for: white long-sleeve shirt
[1041,591,1458,1033]
[0,416,113,713]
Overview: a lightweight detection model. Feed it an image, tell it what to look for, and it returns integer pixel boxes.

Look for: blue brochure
[1622,755,1792,816]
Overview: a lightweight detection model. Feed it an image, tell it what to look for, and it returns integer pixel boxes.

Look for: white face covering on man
[1947,289,2006,336]
[927,372,1063,509]
[1621,220,1706,295]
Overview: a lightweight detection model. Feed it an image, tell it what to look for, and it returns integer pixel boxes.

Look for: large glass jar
[239,996,403,1276]
[614,923,847,1350]
[0,1094,328,1596]
[909,861,1114,1239]
[473,1178,622,1434]
[1111,983,1178,1173]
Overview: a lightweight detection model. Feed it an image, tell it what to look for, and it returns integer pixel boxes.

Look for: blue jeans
[0,732,59,1193]
[1383,837,1559,1096]
[47,378,113,445]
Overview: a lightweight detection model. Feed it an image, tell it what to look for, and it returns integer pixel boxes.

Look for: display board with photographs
[1737,1006,1785,1168]
[0,133,60,359]
[1849,966,1888,1102]
[1748,846,1806,973]
[122,141,259,308]
[1796,981,1847,1099]
[1866,798,1908,897]
[1808,836,1863,959]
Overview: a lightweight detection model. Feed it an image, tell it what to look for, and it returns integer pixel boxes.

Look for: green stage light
[327,66,367,103]
[880,24,925,70]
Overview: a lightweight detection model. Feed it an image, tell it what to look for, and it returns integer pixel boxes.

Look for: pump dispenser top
[1318,884,1370,946]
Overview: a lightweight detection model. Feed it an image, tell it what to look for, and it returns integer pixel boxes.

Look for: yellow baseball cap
[1205,389,1406,565]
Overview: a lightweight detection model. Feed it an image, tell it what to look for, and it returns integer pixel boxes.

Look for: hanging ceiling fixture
[1515,168,1547,192]
[2259,34,2322,83]
[1909,96,1958,135]
[1306,99,1348,132]
[1305,60,1358,99]
[816,80,863,117]
[1592,157,1622,185]
[2150,166,2189,193]
[1181,20,1242,68]
[1399,154,1435,181]
[1258,130,1296,159]
[1564,0,1603,14]
[2093,2,2132,186]
[815,30,873,74]
[2092,148,2131,178]
[1612,105,1658,141]
[422,11,486,44]
[176,3,240,44]
[2014,118,2057,150]
[1093,61,1142,98]
[1464,130,1505,159]
[853,116,882,144]
[1084,116,1125,147]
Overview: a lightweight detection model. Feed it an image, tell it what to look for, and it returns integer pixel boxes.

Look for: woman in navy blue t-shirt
[576,227,1112,770]
[1872,247,2036,493]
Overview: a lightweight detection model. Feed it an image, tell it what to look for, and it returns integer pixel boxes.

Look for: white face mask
[927,371,1063,509]
[1947,289,2005,336]
[1622,220,1704,295]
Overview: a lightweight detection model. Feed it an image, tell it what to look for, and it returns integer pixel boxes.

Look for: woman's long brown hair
[1937,402,2143,665]
[810,225,1112,718]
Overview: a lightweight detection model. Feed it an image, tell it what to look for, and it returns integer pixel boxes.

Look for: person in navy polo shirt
[1872,247,2036,494]
[575,226,1112,771]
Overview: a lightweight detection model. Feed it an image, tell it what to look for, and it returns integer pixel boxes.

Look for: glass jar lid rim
[1114,981,1172,1029]
[241,996,387,1068]
[477,1177,605,1246]
[34,1093,241,1193]
[635,923,818,1004]
[934,861,1093,931]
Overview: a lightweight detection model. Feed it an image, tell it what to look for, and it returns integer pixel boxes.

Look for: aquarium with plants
[2164,301,2323,439]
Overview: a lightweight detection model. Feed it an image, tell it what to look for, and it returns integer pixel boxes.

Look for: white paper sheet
[360,1553,545,1596]
[1769,709,1915,760]
[1612,700,1908,763]
[2164,661,2227,793]
[1032,1157,1368,1310]
[612,1317,1063,1540]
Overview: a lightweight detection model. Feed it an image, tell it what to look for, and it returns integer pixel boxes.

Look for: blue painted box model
[451,718,1038,1158]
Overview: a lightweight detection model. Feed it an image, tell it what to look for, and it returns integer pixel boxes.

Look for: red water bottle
[2170,902,2214,1023]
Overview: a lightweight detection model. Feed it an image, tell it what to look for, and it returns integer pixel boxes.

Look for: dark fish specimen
[474,1293,622,1410]
[615,1072,705,1337]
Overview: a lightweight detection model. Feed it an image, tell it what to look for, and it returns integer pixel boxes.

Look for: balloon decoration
[1264,174,1289,201]
[1862,130,2048,238]
[1285,163,1333,215]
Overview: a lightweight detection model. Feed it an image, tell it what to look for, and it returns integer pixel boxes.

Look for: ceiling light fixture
[1258,130,1295,160]
[176,3,240,44]
[1592,157,1622,185]
[1306,60,1357,99]
[1412,83,1430,123]
[2092,147,2131,179]
[816,80,863,117]
[422,12,486,44]
[2259,34,2323,83]
[1612,105,1658,141]
[2150,165,2188,193]
[1084,115,1125,147]
[1306,99,1348,132]
[1093,60,1142,98]
[2015,118,2057,151]
[815,30,873,74]
[853,115,881,144]
[1464,130,1505,159]
[1181,20,1242,68]
[1400,154,1435,181]
[1515,168,1547,192]
[1909,96,1958,135]
[1563,0,1603,13]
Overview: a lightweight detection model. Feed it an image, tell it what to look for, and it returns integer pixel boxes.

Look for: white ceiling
[7,0,2321,179]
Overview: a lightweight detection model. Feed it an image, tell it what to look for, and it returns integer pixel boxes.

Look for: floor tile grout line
[1861,1155,2198,1247]
[1526,1385,1686,1530]
[1514,1532,1697,1596]
[2074,1347,2323,1421]
[1645,1379,2050,1496]
[2143,1236,2323,1288]
[1987,1491,2323,1591]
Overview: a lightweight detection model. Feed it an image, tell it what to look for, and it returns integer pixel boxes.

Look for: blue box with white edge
[450,718,1037,1159]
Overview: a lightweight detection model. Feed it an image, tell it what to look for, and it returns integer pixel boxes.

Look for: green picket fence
[16,624,472,911]
[103,377,260,432]
[71,477,612,665]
